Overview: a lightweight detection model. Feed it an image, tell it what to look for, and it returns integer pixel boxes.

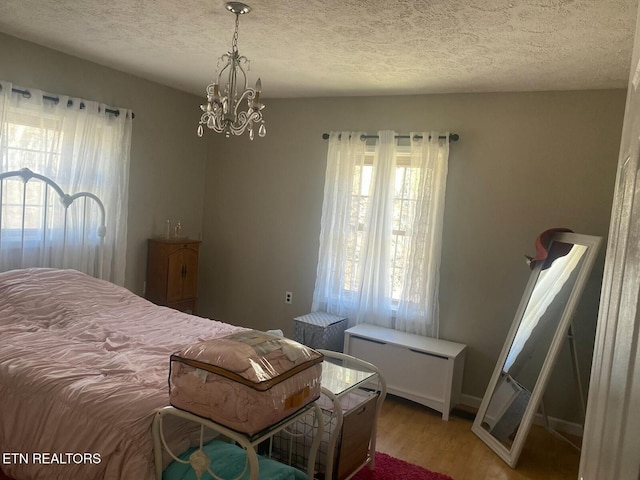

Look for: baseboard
[457,393,583,437]
[538,414,583,437]
[459,393,482,409]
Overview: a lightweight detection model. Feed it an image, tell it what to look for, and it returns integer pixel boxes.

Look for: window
[2,115,62,240]
[0,81,132,284]
[346,146,422,303]
[312,131,449,337]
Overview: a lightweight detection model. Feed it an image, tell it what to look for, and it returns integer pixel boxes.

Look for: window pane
[361,165,372,195]
[343,148,432,304]
[390,233,406,301]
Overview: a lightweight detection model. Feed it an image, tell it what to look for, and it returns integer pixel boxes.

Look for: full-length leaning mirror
[472,231,602,468]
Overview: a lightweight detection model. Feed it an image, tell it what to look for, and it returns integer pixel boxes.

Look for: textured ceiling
[0,0,637,98]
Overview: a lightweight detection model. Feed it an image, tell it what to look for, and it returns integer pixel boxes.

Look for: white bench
[344,323,466,420]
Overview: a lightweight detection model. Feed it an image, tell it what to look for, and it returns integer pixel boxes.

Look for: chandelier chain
[232,14,240,53]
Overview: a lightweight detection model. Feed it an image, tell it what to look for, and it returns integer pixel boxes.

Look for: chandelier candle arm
[254,78,261,105]
[197,1,266,139]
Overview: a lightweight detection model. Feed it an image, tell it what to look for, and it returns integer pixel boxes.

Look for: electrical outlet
[285,291,293,304]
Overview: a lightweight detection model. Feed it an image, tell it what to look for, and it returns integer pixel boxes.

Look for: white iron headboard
[0,168,106,277]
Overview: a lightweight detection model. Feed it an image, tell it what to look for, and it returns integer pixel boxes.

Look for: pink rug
[352,452,454,480]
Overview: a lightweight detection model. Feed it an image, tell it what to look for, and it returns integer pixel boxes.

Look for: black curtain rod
[322,132,459,142]
[1,85,134,119]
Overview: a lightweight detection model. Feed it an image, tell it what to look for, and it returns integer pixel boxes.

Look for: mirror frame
[471,232,602,468]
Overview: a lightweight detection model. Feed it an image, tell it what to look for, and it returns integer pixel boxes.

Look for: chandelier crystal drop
[197,2,265,139]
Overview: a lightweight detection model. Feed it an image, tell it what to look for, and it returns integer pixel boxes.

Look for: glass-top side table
[318,350,387,480]
[264,351,387,480]
[321,357,378,397]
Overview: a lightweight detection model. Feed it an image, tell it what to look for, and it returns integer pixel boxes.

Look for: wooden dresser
[145,238,201,314]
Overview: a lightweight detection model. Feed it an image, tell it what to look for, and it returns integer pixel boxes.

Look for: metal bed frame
[0,167,106,277]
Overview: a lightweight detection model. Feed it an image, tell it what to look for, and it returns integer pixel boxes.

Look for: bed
[0,170,319,480]
[0,267,252,479]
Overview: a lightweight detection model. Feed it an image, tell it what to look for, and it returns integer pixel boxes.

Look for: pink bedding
[0,268,245,480]
[170,331,323,435]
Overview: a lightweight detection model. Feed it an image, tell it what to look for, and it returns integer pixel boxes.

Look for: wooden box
[145,238,201,314]
[333,390,378,480]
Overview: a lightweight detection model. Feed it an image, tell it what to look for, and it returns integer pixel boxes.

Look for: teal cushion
[163,439,307,480]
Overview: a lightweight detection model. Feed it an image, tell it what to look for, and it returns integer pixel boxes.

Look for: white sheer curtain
[312,131,367,320]
[0,80,132,284]
[312,130,449,337]
[395,132,450,336]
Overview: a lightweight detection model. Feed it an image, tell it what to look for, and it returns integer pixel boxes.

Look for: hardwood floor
[375,395,581,480]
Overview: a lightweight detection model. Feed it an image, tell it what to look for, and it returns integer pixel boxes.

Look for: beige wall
[0,32,207,295]
[200,91,625,419]
[0,32,627,421]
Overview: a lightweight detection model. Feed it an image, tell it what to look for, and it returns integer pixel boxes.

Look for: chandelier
[197,2,265,140]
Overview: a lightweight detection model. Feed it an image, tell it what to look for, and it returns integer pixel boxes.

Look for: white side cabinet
[344,323,466,420]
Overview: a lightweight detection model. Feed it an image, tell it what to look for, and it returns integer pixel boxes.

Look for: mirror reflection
[480,240,588,446]
[472,232,602,469]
